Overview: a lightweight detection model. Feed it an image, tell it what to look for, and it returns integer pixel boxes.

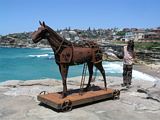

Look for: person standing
[122,40,135,87]
[115,40,135,88]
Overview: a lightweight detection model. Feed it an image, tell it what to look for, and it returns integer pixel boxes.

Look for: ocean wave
[102,61,157,81]
[40,48,52,50]
[28,54,49,58]
[132,70,157,81]
[48,56,54,60]
[103,62,123,73]
[28,54,55,59]
[49,52,54,54]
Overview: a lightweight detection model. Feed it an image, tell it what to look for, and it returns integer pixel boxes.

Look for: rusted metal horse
[32,21,107,98]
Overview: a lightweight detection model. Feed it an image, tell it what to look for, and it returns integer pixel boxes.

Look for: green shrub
[135,42,160,51]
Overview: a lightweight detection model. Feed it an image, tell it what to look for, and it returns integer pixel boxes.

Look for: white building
[124,30,145,41]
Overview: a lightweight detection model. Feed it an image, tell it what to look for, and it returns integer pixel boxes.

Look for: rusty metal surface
[72,47,92,64]
[60,47,72,63]
[37,87,119,111]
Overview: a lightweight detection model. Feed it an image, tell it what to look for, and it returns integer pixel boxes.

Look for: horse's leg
[85,62,93,91]
[59,64,69,98]
[94,62,107,89]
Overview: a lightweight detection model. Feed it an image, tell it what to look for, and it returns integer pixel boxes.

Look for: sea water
[0,47,157,82]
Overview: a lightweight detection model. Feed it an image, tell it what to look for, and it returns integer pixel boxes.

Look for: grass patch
[135,42,160,51]
[112,41,160,51]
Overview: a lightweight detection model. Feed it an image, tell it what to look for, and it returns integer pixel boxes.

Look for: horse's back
[72,47,92,63]
[59,41,103,64]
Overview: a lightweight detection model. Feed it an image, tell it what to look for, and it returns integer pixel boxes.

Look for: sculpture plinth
[37,86,120,112]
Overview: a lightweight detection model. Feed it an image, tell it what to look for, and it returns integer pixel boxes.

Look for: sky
[0,0,160,35]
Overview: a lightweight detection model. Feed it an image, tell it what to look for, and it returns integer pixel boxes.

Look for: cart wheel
[39,91,48,95]
[113,89,120,100]
[61,99,72,112]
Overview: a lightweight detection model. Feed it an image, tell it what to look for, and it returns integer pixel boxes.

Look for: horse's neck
[47,35,62,51]
[46,27,72,53]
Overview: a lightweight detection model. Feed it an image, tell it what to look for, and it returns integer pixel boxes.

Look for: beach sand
[134,63,160,78]
[0,75,160,120]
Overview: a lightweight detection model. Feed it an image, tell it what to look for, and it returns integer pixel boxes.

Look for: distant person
[115,40,135,88]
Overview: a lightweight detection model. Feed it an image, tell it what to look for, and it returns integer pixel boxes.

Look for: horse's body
[32,21,107,98]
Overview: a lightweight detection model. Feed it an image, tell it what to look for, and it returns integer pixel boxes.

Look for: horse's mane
[45,25,72,45]
[45,25,99,48]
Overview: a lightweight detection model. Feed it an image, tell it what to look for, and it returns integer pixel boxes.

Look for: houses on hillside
[119,28,160,42]
[57,27,160,43]
[1,27,160,48]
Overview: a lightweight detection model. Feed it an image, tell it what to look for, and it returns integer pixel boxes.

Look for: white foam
[40,48,52,50]
[49,52,54,54]
[132,70,157,81]
[28,54,49,58]
[103,62,158,81]
[103,62,123,73]
[105,51,117,58]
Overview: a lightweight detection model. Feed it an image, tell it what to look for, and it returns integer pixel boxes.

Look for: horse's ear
[39,21,43,26]
[42,21,46,27]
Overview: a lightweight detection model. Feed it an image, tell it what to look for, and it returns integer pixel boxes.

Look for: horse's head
[32,21,48,43]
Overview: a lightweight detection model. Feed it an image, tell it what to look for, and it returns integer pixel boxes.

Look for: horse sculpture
[32,21,107,98]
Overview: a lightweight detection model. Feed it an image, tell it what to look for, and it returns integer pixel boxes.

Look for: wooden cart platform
[37,86,120,112]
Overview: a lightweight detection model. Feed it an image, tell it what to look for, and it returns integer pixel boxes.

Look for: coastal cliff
[0,32,49,48]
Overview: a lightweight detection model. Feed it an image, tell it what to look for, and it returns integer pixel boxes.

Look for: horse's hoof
[83,87,89,92]
[60,93,67,99]
[104,87,107,91]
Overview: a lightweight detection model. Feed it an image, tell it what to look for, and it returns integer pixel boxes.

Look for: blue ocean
[0,47,157,82]
[0,47,124,82]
